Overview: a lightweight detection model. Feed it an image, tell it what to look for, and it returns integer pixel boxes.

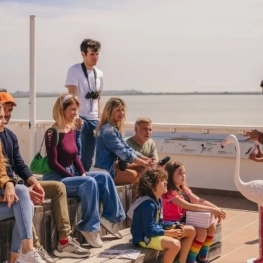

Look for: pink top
[162,187,191,222]
[45,128,85,177]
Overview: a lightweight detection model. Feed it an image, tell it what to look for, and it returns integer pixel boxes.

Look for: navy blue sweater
[130,198,174,246]
[0,128,32,182]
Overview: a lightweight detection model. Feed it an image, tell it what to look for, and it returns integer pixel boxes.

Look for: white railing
[8,119,263,192]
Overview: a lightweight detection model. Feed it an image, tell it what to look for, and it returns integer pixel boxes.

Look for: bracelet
[258,133,263,143]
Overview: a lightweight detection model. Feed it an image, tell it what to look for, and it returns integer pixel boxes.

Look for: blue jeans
[76,117,98,171]
[0,184,34,253]
[43,166,125,232]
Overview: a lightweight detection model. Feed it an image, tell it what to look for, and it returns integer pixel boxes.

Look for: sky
[0,0,263,93]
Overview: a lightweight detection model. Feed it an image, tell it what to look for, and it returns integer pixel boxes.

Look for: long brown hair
[0,142,8,176]
[0,104,8,175]
[164,160,187,195]
[95,97,126,136]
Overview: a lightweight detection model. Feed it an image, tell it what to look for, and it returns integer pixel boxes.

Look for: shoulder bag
[30,128,59,174]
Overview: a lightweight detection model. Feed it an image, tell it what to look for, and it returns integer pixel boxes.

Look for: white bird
[221,134,263,263]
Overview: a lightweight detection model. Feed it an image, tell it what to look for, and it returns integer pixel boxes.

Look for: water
[12,94,263,126]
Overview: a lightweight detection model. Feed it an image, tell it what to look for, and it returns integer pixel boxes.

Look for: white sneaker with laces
[100,217,123,239]
[15,248,45,263]
[80,231,103,248]
[35,246,55,263]
[54,236,91,258]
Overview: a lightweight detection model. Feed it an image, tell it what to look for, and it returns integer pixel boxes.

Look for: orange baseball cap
[0,90,17,106]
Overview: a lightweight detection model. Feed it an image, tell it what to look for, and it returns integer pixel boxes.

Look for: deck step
[54,228,162,263]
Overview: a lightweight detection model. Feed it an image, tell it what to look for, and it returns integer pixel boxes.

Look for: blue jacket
[0,128,33,182]
[95,122,141,178]
[129,197,174,246]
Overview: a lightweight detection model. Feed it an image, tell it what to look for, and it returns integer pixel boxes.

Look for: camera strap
[81,62,97,91]
[81,62,98,112]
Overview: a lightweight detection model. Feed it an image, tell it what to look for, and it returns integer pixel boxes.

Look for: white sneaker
[35,246,55,263]
[100,217,123,239]
[80,231,103,248]
[15,248,45,263]
[54,236,91,258]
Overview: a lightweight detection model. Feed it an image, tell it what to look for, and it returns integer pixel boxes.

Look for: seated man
[0,91,90,263]
[114,117,158,185]
[126,117,158,161]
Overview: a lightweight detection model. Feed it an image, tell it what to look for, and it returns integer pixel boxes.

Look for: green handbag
[30,128,59,174]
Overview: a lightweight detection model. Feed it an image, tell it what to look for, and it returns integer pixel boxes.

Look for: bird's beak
[221,140,226,149]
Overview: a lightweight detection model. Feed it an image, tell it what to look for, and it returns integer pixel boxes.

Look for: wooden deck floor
[51,194,259,263]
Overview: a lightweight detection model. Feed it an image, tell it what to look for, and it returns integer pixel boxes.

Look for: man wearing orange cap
[0,91,90,263]
[0,89,17,123]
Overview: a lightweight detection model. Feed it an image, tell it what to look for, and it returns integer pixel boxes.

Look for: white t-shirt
[65,63,103,120]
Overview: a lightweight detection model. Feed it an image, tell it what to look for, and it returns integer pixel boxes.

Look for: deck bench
[60,225,222,263]
[0,184,222,262]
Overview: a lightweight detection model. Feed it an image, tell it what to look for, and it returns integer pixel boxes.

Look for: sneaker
[54,236,91,258]
[15,248,45,263]
[100,216,123,239]
[80,230,103,248]
[196,254,210,263]
[35,246,54,263]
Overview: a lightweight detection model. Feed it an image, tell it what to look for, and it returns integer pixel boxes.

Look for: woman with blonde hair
[43,94,125,249]
[0,104,44,263]
[94,97,154,184]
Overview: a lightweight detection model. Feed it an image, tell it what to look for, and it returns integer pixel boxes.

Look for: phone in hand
[246,142,259,158]
[158,156,170,166]
[175,224,182,229]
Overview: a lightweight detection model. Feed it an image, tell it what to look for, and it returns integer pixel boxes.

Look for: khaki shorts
[139,236,164,251]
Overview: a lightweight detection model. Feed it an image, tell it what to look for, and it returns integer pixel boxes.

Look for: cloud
[1,0,263,93]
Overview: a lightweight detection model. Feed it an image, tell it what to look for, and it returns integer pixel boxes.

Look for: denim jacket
[94,122,141,178]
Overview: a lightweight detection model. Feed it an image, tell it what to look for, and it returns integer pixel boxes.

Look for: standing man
[65,39,103,171]
[0,91,90,263]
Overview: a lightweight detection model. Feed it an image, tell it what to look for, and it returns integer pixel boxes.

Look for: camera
[163,221,180,230]
[85,91,99,99]
[158,156,170,166]
[118,159,127,171]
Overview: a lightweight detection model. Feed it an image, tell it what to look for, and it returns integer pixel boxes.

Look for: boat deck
[208,193,259,263]
[52,193,259,263]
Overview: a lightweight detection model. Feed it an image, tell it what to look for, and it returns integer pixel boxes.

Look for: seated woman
[0,105,44,263]
[94,97,154,185]
[42,94,125,248]
[162,161,226,263]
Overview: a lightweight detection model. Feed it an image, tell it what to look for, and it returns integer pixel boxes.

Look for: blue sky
[1,0,263,93]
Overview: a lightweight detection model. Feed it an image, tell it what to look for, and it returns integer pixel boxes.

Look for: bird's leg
[247,206,263,263]
[252,206,263,263]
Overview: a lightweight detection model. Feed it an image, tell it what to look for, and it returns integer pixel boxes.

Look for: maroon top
[45,128,85,177]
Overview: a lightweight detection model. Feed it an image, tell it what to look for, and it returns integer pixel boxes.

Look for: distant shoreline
[12,91,262,98]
